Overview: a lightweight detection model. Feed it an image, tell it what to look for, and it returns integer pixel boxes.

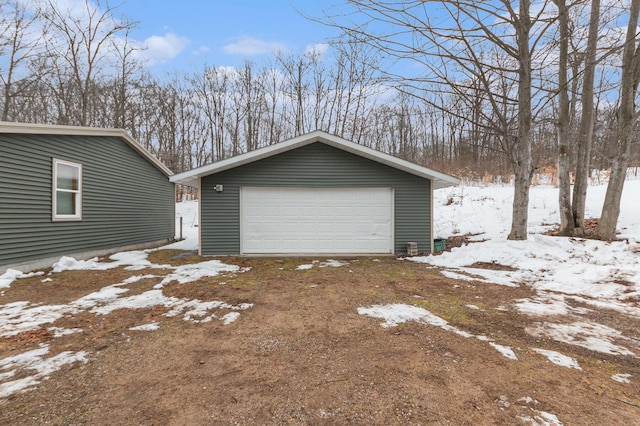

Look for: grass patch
[413,296,475,325]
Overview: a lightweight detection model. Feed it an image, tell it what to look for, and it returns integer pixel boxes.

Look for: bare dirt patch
[467,261,518,271]
[1,254,639,425]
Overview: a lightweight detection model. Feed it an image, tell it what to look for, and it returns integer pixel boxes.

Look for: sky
[114,0,338,73]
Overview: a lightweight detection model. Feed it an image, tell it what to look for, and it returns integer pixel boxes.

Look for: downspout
[430,180,434,254]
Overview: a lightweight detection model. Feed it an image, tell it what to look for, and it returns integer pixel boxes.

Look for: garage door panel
[241,187,393,254]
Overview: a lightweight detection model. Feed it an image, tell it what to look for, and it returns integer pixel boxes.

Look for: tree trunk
[572,0,601,236]
[555,0,573,235]
[508,0,533,241]
[596,0,640,240]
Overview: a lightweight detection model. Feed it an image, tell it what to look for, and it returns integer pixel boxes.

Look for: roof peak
[170,130,459,189]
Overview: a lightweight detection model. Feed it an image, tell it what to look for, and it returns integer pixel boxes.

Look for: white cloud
[192,45,211,56]
[143,33,190,64]
[304,43,329,58]
[223,35,288,56]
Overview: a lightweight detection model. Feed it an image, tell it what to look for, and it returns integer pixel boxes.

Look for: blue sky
[115,0,338,73]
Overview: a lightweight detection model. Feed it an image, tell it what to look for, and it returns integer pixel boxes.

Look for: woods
[0,0,638,239]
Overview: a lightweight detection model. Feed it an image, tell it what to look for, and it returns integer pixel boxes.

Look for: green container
[433,239,446,252]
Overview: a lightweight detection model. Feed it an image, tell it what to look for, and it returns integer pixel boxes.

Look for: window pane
[57,163,79,190]
[56,191,76,215]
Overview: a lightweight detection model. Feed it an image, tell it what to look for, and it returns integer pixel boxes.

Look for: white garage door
[241,187,394,254]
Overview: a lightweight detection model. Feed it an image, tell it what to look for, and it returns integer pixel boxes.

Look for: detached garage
[170,130,459,256]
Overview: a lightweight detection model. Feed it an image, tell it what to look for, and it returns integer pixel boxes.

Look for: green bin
[433,239,446,252]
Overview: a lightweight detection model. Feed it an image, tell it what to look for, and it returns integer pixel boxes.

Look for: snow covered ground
[409,178,640,341]
[357,178,640,421]
[356,178,640,425]
[1,176,639,418]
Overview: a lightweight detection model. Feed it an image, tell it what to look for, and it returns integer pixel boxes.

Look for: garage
[169,130,460,256]
[241,187,394,254]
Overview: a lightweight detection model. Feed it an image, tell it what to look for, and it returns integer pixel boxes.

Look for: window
[52,159,82,221]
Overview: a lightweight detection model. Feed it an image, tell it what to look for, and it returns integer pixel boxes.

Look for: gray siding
[0,133,175,269]
[201,142,430,255]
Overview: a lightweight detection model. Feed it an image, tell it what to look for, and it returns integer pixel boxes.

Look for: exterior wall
[0,133,175,272]
[201,142,431,255]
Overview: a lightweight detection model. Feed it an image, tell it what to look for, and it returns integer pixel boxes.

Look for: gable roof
[0,121,173,177]
[170,130,460,189]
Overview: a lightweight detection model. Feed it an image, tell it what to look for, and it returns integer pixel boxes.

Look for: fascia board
[170,130,460,189]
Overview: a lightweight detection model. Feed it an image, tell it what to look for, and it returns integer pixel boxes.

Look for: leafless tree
[276,50,312,136]
[110,26,144,130]
[320,0,550,240]
[570,0,601,236]
[38,0,135,126]
[596,0,640,239]
[0,1,50,121]
[554,0,574,235]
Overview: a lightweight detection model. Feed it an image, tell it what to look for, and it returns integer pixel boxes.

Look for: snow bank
[434,179,640,242]
[408,179,640,359]
[164,200,199,251]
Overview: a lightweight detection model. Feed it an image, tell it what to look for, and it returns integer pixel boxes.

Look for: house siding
[201,142,430,255]
[0,133,175,270]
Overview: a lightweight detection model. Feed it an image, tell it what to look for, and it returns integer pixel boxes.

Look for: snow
[358,303,517,360]
[296,259,349,270]
[0,344,88,399]
[489,343,518,361]
[358,304,448,328]
[129,322,160,331]
[526,322,638,357]
[532,348,581,370]
[0,201,251,401]
[408,178,640,357]
[221,312,241,325]
[611,373,632,384]
[52,251,170,273]
[164,200,199,251]
[0,302,78,338]
[0,269,43,289]
[47,327,83,337]
[154,260,242,288]
[518,410,563,426]
[497,395,563,426]
[412,235,640,299]
[296,264,314,270]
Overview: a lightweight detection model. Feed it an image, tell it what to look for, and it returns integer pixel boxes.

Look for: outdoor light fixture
[214,184,223,192]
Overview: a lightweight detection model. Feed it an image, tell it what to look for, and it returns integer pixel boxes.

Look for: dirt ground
[1,251,639,425]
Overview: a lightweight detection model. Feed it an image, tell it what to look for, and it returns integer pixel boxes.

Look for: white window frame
[52,158,82,221]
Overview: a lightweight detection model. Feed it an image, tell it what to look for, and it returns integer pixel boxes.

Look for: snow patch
[129,322,160,331]
[518,410,563,426]
[527,322,637,357]
[489,343,518,361]
[611,373,631,384]
[532,348,581,370]
[0,344,88,400]
[221,312,241,325]
[0,269,44,289]
[358,304,517,360]
[296,259,349,270]
[154,260,242,288]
